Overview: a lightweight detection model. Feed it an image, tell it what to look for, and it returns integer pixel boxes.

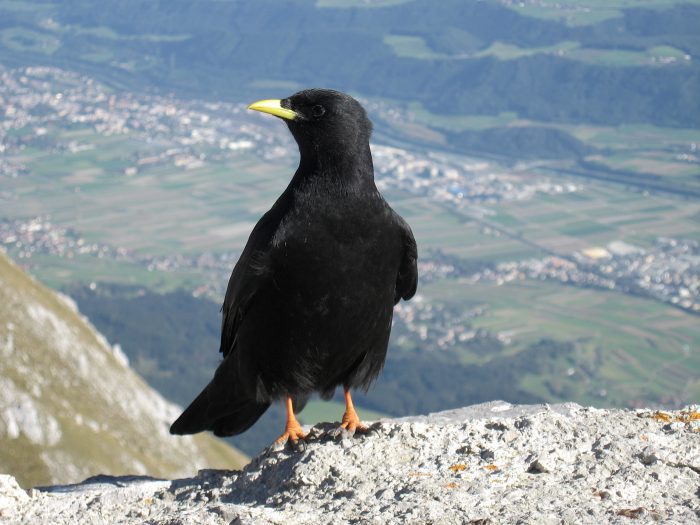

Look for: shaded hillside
[0,252,247,488]
[448,126,592,160]
[0,0,697,128]
[63,283,289,457]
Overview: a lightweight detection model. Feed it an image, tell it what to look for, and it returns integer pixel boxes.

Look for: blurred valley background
[1,0,699,464]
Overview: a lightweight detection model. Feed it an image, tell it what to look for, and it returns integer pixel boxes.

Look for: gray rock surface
[2,402,699,524]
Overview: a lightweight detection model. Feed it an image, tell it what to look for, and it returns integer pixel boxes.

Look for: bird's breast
[268,193,400,314]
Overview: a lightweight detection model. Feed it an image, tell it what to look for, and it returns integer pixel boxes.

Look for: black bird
[170,89,417,446]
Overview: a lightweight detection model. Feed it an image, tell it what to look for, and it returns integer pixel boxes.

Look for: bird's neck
[295,142,375,191]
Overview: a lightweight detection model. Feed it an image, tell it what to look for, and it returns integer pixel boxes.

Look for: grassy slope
[298,400,388,426]
[0,251,247,488]
[1,0,698,130]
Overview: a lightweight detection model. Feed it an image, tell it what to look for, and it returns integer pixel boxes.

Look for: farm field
[298,400,389,426]
[384,170,700,266]
[499,0,700,26]
[1,0,699,462]
[403,104,700,190]
[24,253,203,293]
[7,105,698,415]
[1,10,698,434]
[484,183,700,252]
[5,110,700,294]
[3,130,294,258]
[420,278,700,407]
[385,35,690,67]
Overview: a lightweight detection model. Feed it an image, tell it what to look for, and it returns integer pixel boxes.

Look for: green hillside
[0,0,697,128]
[0,251,247,488]
[2,0,697,185]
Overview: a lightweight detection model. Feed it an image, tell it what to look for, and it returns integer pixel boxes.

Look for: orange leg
[274,396,307,446]
[339,386,369,434]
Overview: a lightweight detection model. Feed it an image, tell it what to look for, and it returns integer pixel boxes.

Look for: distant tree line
[7,0,698,129]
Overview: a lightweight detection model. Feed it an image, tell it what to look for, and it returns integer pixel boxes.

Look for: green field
[20,253,204,293]
[587,152,699,178]
[421,278,700,406]
[486,182,700,252]
[384,190,545,261]
[385,166,700,409]
[298,399,388,425]
[384,33,690,68]
[3,130,293,259]
[1,0,699,463]
[407,103,518,132]
[2,62,698,416]
[402,103,700,187]
[501,0,700,26]
[386,166,700,263]
[384,35,446,59]
[7,120,699,290]
[0,28,60,54]
[477,41,689,67]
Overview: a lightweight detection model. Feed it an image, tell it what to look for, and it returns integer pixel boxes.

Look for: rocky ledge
[1,402,699,524]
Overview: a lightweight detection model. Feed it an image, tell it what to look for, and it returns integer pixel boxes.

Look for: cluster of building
[0,217,115,260]
[1,66,577,206]
[419,238,700,314]
[0,216,240,297]
[0,66,291,180]
[576,238,700,312]
[392,294,494,351]
[1,66,697,317]
[391,236,700,353]
[373,143,579,205]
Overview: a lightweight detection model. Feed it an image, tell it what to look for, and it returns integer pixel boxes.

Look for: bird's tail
[170,385,270,437]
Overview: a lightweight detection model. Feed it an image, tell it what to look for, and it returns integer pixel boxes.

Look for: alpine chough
[170,89,418,446]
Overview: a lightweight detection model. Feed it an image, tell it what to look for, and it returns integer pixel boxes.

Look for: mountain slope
[0,251,247,488]
[0,0,697,127]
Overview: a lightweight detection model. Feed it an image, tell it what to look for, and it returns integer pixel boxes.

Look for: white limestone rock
[3,402,699,524]
[0,475,29,520]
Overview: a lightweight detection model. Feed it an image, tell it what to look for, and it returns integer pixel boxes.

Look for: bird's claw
[332,410,371,439]
[291,438,307,452]
[330,426,345,439]
[273,424,307,451]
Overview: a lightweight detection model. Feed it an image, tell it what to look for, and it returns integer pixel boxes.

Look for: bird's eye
[311,105,325,118]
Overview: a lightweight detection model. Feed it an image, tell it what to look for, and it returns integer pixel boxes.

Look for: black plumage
[170,89,417,442]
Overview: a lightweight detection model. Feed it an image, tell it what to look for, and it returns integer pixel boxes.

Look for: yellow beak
[247,99,297,120]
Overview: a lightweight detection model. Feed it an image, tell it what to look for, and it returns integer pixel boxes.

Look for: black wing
[171,196,291,437]
[394,213,418,304]
[219,192,291,358]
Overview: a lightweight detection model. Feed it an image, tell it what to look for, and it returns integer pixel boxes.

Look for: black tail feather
[210,401,270,437]
[170,385,269,437]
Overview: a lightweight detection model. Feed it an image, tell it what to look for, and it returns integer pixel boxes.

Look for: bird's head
[248,89,372,163]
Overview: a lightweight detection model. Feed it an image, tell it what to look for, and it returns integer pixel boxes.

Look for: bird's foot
[273,421,307,450]
[332,409,370,438]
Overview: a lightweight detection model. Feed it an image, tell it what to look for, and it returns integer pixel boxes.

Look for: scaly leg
[274,396,307,445]
[338,386,369,434]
